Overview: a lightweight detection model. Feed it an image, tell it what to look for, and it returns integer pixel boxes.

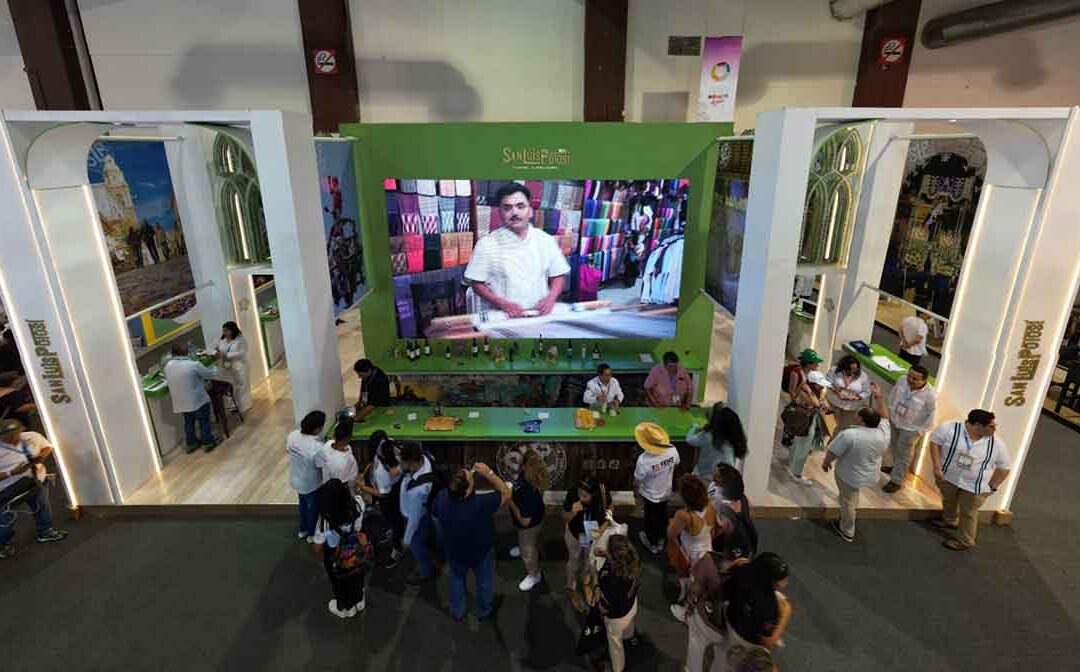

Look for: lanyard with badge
[895,385,917,420]
[580,504,599,547]
[955,430,976,472]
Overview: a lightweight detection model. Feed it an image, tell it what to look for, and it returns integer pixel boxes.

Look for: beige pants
[517,524,542,577]
[939,480,989,547]
[565,527,587,590]
[604,599,638,672]
[836,474,861,538]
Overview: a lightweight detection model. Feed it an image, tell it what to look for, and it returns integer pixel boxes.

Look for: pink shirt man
[645,352,693,409]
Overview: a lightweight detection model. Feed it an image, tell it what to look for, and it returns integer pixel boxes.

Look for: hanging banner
[315,140,364,316]
[696,36,743,123]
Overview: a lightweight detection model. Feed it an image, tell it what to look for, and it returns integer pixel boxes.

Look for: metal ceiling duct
[923,0,1080,48]
[830,0,897,20]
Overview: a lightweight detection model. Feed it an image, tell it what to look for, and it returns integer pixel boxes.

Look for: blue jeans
[298,490,319,537]
[183,402,214,447]
[448,549,495,620]
[409,513,434,578]
[0,477,54,545]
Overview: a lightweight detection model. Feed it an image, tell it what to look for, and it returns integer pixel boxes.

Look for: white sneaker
[297,530,308,540]
[789,470,814,485]
[509,545,522,559]
[670,603,688,622]
[306,536,316,543]
[519,573,542,592]
[356,597,366,613]
[328,599,342,617]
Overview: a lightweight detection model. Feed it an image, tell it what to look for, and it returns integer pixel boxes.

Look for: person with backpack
[708,464,758,564]
[358,430,405,568]
[399,441,438,585]
[287,411,327,542]
[564,475,613,613]
[312,478,373,618]
[687,402,748,477]
[432,463,511,621]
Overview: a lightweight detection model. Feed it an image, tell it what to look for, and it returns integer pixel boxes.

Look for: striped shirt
[930,421,1011,495]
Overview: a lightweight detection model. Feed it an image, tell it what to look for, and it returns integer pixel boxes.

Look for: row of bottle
[395,335,603,364]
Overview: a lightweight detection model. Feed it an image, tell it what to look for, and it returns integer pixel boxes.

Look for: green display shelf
[380,350,702,376]
[843,343,937,387]
[346,405,707,442]
[141,355,217,397]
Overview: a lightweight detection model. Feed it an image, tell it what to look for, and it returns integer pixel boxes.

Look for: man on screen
[464,183,570,318]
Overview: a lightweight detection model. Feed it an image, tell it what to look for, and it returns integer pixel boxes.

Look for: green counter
[141,355,218,398]
[379,350,702,376]
[348,405,708,442]
[843,343,937,386]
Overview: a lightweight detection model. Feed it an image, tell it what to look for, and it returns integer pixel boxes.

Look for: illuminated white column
[162,124,235,348]
[0,120,115,506]
[833,123,913,350]
[23,122,162,502]
[249,111,344,421]
[730,109,818,501]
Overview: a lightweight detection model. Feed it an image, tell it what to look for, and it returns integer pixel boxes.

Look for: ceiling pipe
[923,0,1080,48]
[830,0,897,20]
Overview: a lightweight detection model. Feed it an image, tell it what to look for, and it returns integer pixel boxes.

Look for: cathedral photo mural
[879,138,986,320]
[88,140,196,347]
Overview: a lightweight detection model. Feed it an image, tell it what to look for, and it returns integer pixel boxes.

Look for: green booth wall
[342,122,729,379]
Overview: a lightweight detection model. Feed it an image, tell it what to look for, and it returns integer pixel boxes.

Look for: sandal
[943,538,972,552]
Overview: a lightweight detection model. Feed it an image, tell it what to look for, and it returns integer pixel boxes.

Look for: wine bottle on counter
[580,346,587,365]
[444,345,451,360]
[423,339,431,357]
[471,338,479,357]
[538,333,545,354]
[509,341,517,362]
[566,339,573,361]
[591,343,601,361]
[483,335,491,355]
[408,341,416,361]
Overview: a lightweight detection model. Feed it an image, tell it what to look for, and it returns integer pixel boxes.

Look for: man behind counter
[353,359,391,421]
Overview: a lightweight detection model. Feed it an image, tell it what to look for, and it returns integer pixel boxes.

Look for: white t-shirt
[286,430,324,495]
[316,442,359,486]
[887,376,937,433]
[829,420,891,489]
[900,316,929,357]
[634,447,681,503]
[827,369,872,411]
[930,421,1012,495]
[0,432,50,492]
[373,459,401,495]
[583,376,625,406]
[463,226,570,312]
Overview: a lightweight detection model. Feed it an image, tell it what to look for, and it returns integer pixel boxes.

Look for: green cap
[798,348,823,365]
[0,418,24,436]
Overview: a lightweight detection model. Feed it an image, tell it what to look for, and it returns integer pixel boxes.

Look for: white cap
[807,370,832,389]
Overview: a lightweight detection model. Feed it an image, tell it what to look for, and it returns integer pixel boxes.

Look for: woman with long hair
[214,320,251,413]
[827,354,871,433]
[508,450,549,592]
[313,478,369,618]
[358,430,405,567]
[688,402,748,477]
[667,475,719,616]
[564,475,612,612]
[590,534,641,672]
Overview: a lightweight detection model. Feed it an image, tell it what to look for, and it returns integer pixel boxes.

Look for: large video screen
[387,179,688,340]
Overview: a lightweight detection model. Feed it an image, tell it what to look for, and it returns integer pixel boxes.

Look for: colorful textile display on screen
[316,141,364,315]
[385,179,689,340]
[87,140,196,346]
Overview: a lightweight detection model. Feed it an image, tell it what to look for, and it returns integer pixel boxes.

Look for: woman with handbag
[786,368,830,486]
[666,475,719,616]
[564,475,612,612]
[581,534,641,672]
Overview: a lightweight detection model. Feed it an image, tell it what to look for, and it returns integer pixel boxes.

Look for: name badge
[895,401,910,418]
[581,519,599,547]
[956,453,975,471]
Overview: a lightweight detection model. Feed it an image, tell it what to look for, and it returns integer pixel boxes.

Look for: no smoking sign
[312,49,339,75]
[878,37,907,67]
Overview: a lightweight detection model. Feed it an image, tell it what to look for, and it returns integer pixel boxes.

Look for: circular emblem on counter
[496,442,567,487]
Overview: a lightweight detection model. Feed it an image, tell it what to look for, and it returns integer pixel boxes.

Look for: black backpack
[715,497,758,562]
[404,452,446,513]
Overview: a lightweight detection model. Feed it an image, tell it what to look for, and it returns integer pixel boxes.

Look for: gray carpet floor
[2,417,1078,671]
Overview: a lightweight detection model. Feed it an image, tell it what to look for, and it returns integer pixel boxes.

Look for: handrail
[123,281,213,321]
